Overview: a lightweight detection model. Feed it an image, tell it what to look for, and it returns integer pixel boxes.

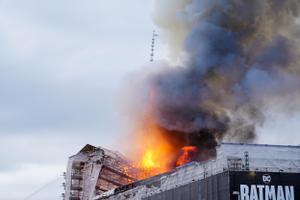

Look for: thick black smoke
[127,0,300,154]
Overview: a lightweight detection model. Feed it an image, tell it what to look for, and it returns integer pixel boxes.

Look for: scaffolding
[64,144,140,200]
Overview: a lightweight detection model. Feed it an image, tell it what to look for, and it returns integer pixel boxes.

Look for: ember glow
[176,146,198,167]
[130,124,212,178]
[133,125,176,177]
[141,149,157,169]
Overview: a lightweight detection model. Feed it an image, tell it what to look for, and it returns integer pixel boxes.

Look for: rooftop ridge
[219,142,300,148]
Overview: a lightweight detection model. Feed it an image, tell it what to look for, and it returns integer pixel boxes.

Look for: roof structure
[94,143,300,200]
[64,144,140,200]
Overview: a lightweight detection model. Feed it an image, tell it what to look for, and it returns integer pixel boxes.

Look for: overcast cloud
[0,1,299,200]
[0,0,156,199]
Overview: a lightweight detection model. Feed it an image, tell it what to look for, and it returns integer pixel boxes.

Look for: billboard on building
[230,171,300,200]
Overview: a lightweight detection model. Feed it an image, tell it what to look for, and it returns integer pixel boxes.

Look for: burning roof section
[64,144,141,200]
[94,143,300,200]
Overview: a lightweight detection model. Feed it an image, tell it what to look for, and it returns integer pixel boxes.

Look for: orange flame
[176,146,198,166]
[141,149,160,169]
[127,88,197,179]
[130,123,178,178]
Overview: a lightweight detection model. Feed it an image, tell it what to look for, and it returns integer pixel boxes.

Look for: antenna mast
[150,30,159,62]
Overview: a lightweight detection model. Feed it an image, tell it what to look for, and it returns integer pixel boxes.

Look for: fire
[130,123,178,178]
[176,146,198,166]
[129,122,201,179]
[127,88,200,179]
[141,149,160,169]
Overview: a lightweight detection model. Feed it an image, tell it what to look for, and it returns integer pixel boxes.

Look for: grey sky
[0,1,299,200]
[0,0,157,199]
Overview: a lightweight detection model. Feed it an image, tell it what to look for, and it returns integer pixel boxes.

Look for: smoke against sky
[1,0,300,199]
[126,0,300,155]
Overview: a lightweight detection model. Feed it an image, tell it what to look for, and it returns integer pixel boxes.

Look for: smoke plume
[126,0,300,162]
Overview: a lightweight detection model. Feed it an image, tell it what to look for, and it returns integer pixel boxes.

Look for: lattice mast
[150,30,159,62]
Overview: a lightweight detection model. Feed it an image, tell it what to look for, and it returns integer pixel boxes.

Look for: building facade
[95,143,300,200]
[63,144,139,200]
[64,143,300,200]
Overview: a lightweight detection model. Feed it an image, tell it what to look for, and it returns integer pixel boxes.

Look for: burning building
[64,143,300,200]
[123,0,300,179]
[63,144,140,200]
[63,0,300,199]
